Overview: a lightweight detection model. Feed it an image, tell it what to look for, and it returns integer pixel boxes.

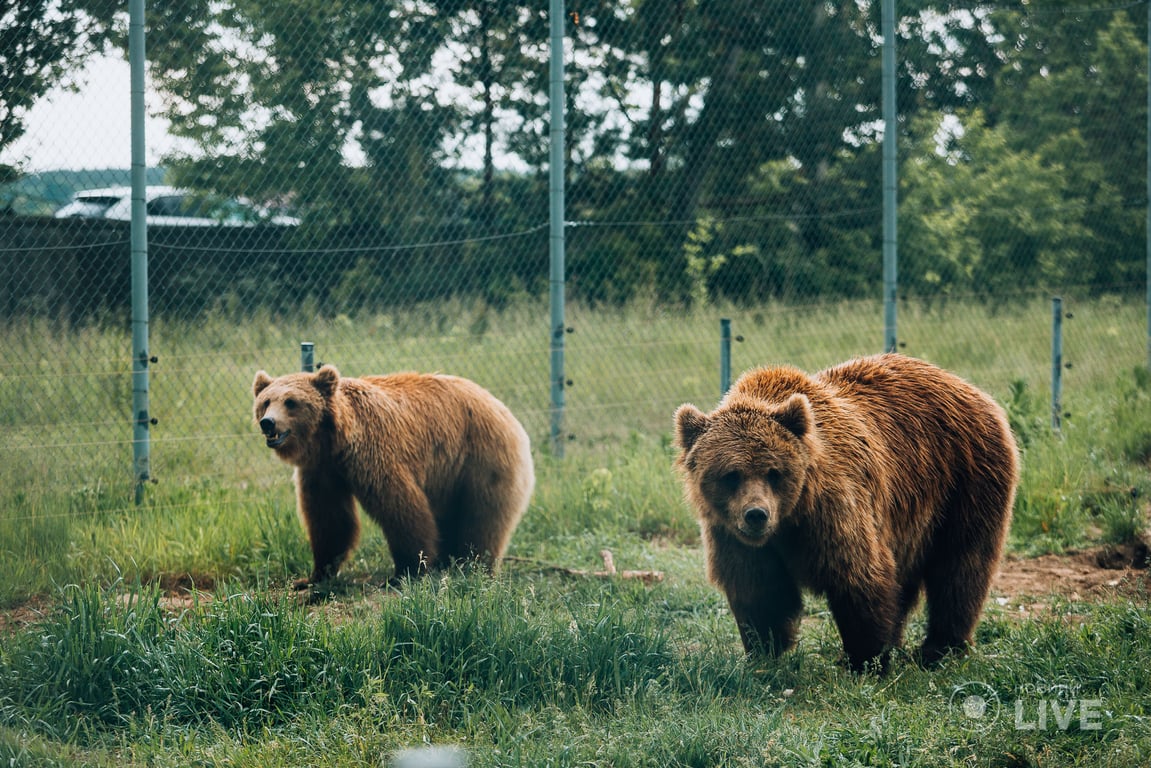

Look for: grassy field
[1,295,1150,766]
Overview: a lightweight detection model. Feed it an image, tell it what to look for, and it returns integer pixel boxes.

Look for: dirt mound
[992,541,1150,617]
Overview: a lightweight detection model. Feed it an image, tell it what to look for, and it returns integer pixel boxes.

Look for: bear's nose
[743,507,769,528]
[259,417,277,437]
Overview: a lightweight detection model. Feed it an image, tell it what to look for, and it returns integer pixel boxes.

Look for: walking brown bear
[253,365,534,589]
[674,353,1018,671]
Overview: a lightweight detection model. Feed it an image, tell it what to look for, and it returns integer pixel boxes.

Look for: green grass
[1,573,1148,766]
[1,294,1150,765]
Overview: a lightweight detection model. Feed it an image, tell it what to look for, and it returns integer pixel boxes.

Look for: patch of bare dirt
[991,540,1150,617]
[0,594,52,636]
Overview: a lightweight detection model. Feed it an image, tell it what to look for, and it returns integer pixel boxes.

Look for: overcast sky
[3,54,178,173]
[3,48,560,177]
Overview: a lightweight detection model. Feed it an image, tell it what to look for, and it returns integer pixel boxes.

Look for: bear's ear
[674,404,710,452]
[313,365,341,397]
[773,393,813,439]
[253,370,273,397]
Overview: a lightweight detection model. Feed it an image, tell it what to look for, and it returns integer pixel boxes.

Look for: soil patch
[991,541,1150,617]
[0,594,52,636]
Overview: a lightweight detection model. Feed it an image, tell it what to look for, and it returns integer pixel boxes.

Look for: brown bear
[252,365,534,588]
[674,353,1018,671]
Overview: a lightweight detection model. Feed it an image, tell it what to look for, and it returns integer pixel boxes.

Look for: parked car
[54,186,299,226]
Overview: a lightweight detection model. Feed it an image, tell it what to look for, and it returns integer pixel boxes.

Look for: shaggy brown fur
[674,353,1018,671]
[253,365,534,588]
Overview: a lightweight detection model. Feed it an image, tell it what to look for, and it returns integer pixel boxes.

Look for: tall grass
[1,572,1148,766]
[5,292,1136,498]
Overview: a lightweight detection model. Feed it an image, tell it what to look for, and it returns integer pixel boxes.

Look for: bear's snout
[740,506,773,539]
[259,416,291,448]
[743,506,769,528]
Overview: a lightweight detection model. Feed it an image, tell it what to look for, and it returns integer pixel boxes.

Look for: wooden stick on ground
[506,549,664,584]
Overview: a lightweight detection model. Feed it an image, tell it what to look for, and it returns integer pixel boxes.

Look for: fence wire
[0,0,1148,514]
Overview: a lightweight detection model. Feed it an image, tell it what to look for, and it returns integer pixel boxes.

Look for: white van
[55,186,299,226]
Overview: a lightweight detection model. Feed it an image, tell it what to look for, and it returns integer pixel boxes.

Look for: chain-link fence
[1,1,1148,514]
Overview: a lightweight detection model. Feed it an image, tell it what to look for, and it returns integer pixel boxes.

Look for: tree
[145,0,554,307]
[428,2,549,214]
[139,0,1101,308]
[145,1,551,225]
[988,6,1147,291]
[146,0,422,221]
[553,1,1013,304]
[900,110,1100,299]
[0,0,117,178]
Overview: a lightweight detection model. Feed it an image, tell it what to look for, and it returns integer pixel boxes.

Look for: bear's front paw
[292,576,314,591]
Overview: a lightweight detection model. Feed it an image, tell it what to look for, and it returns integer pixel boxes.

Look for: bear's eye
[284,398,298,410]
[717,471,741,491]
[766,469,783,486]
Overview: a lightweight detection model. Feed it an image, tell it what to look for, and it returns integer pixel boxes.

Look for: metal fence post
[548,0,567,457]
[301,342,315,372]
[881,0,898,354]
[1052,296,1063,432]
[720,318,732,397]
[130,0,150,503]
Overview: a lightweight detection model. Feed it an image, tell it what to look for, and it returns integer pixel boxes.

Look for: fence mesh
[1,0,1148,513]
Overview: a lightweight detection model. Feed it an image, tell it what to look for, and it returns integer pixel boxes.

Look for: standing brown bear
[674,353,1018,671]
[253,365,534,588]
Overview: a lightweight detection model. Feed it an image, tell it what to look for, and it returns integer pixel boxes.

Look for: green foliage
[1013,485,1085,554]
[78,0,1133,312]
[1095,489,1148,547]
[1114,366,1151,465]
[1008,360,1151,554]
[0,571,688,735]
[1003,378,1047,450]
[6,2,1145,313]
[2,6,1144,320]
[524,433,696,548]
[2,573,1150,765]
[990,8,1146,289]
[0,578,166,730]
[901,109,1098,298]
[682,217,727,309]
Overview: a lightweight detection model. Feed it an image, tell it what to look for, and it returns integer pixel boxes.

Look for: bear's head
[252,365,341,465]
[674,393,815,546]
